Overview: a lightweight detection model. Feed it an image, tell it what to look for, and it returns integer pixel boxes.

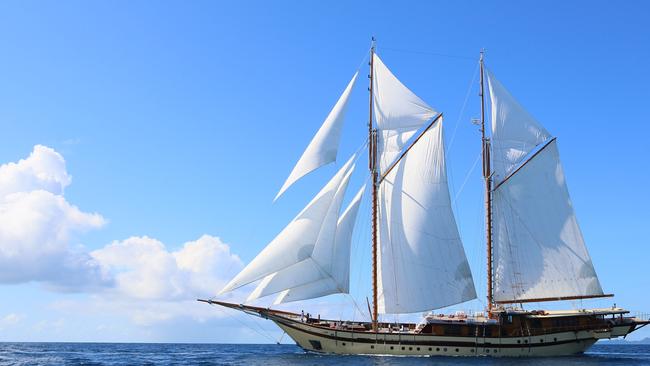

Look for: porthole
[409,347,412,351]
[390,346,394,350]
[416,347,420,351]
[540,339,544,343]
[401,346,405,350]
[443,347,447,352]
[486,349,490,353]
[524,340,528,344]
[436,347,440,351]
[471,349,475,353]
[493,349,498,353]
[428,347,432,351]
[517,340,521,344]
[455,348,459,352]
[554,337,557,342]
[370,345,374,349]
[342,342,346,346]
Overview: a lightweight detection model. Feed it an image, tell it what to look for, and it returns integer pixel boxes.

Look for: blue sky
[0,1,648,343]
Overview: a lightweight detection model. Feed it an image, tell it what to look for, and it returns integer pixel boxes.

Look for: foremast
[479,51,494,312]
[368,37,379,331]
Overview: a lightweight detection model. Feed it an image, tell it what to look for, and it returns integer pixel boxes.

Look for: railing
[632,312,650,321]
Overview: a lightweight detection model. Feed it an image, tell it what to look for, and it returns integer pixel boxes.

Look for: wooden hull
[270,313,633,357]
[199,300,647,357]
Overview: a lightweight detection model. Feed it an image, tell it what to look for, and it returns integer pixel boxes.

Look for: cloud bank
[0,145,244,326]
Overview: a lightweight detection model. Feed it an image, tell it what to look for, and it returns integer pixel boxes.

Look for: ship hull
[271,314,635,357]
[199,300,647,357]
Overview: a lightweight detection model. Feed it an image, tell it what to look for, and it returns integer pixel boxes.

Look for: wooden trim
[494,293,614,304]
[378,112,444,184]
[491,137,557,192]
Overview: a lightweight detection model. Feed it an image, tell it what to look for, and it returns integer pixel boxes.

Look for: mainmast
[368,37,379,331]
[479,51,494,312]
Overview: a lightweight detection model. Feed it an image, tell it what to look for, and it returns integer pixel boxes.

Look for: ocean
[1,343,649,365]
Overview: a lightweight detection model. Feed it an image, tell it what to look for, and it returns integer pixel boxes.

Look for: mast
[368,37,379,331]
[479,51,494,312]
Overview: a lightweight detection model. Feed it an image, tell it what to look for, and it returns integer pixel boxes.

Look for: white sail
[487,70,551,184]
[492,140,603,302]
[248,184,364,302]
[220,155,356,294]
[372,54,437,172]
[377,120,476,314]
[275,72,359,201]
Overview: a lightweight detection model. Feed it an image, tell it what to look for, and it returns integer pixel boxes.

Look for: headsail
[487,71,604,303]
[250,185,364,304]
[377,120,476,314]
[275,72,359,201]
[220,154,356,294]
[372,54,438,172]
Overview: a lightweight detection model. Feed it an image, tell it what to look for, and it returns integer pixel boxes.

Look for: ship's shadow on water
[1,343,649,365]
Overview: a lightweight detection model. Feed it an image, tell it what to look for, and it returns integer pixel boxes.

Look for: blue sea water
[0,343,649,365]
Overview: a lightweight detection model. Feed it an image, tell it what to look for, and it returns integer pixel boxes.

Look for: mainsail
[275,72,359,201]
[220,154,357,294]
[487,70,604,302]
[377,120,476,314]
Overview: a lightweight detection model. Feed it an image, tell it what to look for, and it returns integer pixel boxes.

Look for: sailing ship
[199,40,648,357]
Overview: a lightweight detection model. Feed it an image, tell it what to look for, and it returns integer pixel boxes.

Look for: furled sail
[377,120,476,314]
[275,72,359,201]
[372,54,438,172]
[249,185,364,304]
[487,71,603,302]
[220,155,357,294]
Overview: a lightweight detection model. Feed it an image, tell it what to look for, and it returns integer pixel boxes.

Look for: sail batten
[275,72,359,201]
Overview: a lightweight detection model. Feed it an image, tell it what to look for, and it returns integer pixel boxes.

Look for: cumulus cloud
[91,235,243,301]
[0,145,247,330]
[0,145,109,290]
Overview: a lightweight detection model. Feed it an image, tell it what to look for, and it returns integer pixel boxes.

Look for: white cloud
[0,313,24,329]
[91,235,243,301]
[0,145,109,290]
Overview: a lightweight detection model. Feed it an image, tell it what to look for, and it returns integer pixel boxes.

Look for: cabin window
[390,346,394,350]
[517,340,521,344]
[416,347,420,351]
[443,348,447,352]
[428,347,432,351]
[471,349,475,353]
[540,339,544,343]
[401,347,405,350]
[524,340,528,344]
[342,342,346,346]
[436,348,440,351]
[486,349,490,353]
[455,348,459,352]
[370,345,374,349]
[554,337,557,342]
[409,347,412,351]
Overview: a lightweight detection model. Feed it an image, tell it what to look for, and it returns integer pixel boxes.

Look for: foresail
[487,70,551,184]
[219,155,356,294]
[377,120,476,314]
[372,54,438,172]
[248,184,365,303]
[492,140,603,302]
[275,72,359,201]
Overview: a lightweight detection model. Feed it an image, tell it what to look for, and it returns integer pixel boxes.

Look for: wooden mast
[480,51,494,312]
[368,37,379,331]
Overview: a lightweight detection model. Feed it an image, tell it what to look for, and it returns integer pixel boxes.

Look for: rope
[210,304,278,343]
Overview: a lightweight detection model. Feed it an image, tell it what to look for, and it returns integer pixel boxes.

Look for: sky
[0,0,648,343]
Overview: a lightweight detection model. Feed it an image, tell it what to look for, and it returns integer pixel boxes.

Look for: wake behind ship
[200,40,648,357]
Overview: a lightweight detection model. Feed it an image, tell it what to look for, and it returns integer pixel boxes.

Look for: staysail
[220,154,356,294]
[487,70,604,303]
[258,185,365,304]
[377,120,476,314]
[275,72,359,201]
[372,54,438,172]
